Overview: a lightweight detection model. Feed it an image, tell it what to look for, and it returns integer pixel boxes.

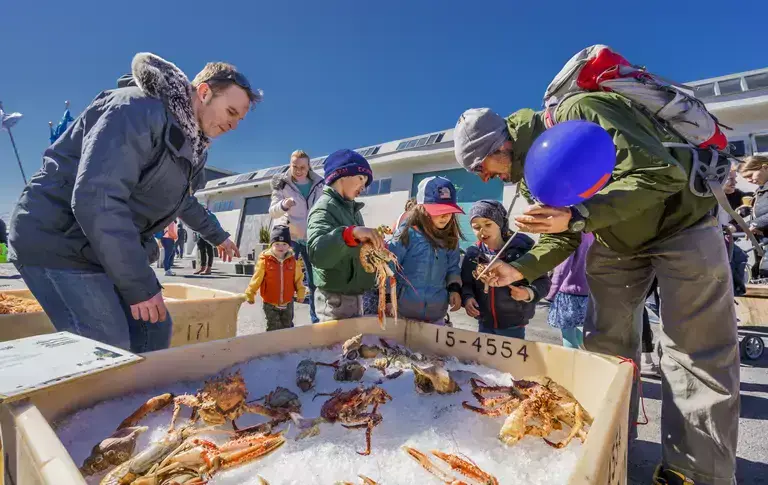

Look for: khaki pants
[315,288,363,322]
[584,216,739,485]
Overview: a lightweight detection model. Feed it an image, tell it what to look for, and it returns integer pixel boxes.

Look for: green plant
[259,225,270,244]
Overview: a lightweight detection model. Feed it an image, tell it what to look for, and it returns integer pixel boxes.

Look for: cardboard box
[0,317,633,485]
[0,284,244,348]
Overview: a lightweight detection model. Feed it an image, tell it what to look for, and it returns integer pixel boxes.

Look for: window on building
[693,83,715,99]
[435,133,445,143]
[717,78,743,96]
[755,134,768,154]
[211,200,235,212]
[359,178,392,197]
[745,72,768,91]
[728,140,747,157]
[396,141,408,150]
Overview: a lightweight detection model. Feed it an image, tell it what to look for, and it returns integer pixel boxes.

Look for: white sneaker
[165,270,176,276]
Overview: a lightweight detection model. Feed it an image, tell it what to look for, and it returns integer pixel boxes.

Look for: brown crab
[316,359,366,382]
[294,385,392,456]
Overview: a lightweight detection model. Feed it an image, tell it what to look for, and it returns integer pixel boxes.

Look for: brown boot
[202,267,212,275]
[193,266,204,275]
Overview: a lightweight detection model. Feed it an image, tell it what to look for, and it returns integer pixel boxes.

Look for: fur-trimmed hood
[130,53,209,169]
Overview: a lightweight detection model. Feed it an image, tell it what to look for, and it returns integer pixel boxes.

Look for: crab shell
[334,360,366,382]
[264,386,301,411]
[80,426,148,476]
[296,359,318,392]
[412,364,461,394]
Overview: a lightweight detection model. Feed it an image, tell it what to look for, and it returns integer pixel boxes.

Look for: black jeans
[197,239,214,267]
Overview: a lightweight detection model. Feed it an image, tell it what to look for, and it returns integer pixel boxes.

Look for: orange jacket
[244,248,307,306]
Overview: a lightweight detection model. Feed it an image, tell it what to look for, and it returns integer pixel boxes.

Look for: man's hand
[217,238,240,262]
[449,292,462,311]
[485,261,524,287]
[282,198,297,210]
[352,227,384,250]
[130,291,167,323]
[750,226,764,237]
[514,204,571,234]
[464,297,480,317]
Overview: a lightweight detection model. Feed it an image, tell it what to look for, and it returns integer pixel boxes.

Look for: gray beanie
[469,200,509,235]
[454,108,509,171]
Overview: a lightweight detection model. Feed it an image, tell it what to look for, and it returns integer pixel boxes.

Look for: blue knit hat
[323,149,373,187]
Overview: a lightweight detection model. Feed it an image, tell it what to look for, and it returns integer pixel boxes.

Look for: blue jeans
[14,264,172,353]
[479,325,525,340]
[292,241,318,323]
[161,238,176,271]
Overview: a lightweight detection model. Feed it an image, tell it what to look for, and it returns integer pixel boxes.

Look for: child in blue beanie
[306,149,386,322]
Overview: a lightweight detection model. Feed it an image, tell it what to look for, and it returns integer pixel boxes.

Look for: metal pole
[5,128,27,185]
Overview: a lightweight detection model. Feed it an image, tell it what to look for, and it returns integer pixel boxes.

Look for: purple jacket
[546,233,595,299]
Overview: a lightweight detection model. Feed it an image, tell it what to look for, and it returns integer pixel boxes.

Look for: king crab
[462,377,592,448]
[359,225,402,329]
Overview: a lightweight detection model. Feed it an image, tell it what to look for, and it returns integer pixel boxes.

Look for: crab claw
[117,393,174,429]
[290,412,322,440]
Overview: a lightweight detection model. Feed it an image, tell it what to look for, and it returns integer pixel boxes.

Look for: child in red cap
[386,176,465,324]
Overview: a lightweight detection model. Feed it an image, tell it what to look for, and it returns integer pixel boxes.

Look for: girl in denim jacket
[387,177,464,324]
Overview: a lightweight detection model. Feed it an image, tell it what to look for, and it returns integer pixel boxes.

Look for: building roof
[198,127,456,194]
[198,65,768,196]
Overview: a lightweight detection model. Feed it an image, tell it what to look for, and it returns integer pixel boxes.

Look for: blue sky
[2,0,767,219]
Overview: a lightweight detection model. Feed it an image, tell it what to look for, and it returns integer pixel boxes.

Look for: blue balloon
[524,120,616,207]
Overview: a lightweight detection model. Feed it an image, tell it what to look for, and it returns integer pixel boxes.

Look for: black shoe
[652,465,695,485]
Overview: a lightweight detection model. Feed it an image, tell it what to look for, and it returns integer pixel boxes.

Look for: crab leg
[544,404,587,449]
[117,393,174,430]
[340,408,382,456]
[378,272,387,330]
[431,450,499,485]
[402,446,469,485]
[389,276,398,326]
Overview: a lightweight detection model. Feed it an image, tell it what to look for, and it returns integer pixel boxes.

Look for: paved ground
[2,260,767,484]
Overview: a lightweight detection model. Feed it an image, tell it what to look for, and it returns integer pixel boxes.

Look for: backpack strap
[663,142,763,256]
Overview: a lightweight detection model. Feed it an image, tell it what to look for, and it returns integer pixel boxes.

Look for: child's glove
[244,290,256,305]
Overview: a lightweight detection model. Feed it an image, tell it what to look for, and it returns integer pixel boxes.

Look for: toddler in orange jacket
[245,225,306,330]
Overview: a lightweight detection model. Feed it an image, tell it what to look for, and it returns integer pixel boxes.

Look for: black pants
[197,239,214,267]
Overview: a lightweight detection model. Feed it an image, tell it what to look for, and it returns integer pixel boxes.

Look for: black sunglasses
[205,72,261,104]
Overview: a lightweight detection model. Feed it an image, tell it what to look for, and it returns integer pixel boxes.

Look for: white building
[196,66,768,257]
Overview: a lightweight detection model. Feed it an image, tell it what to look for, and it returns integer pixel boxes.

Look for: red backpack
[542,44,762,256]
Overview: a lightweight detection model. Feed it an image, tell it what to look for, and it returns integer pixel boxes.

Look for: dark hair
[398,205,464,250]
[404,198,417,212]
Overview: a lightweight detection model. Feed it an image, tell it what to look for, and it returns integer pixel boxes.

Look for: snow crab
[293,385,392,456]
[99,424,217,485]
[359,225,400,329]
[403,447,499,485]
[103,429,285,485]
[462,377,592,448]
[119,371,300,435]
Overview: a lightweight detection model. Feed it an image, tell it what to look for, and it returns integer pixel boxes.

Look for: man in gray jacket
[8,52,261,352]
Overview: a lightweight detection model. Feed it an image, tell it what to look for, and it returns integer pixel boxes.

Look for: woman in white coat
[269,150,325,322]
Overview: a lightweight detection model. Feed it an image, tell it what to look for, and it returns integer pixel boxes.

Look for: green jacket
[508,92,716,282]
[307,186,376,294]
